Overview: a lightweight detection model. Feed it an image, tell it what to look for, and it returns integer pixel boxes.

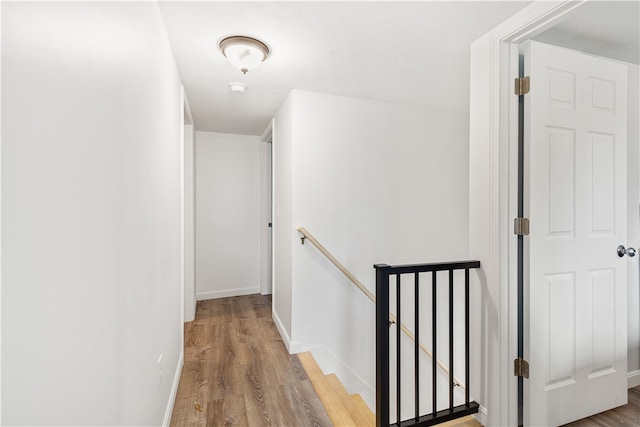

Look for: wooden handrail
[298,227,376,303]
[297,226,465,390]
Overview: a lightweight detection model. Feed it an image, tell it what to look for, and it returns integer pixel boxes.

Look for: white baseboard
[308,346,375,412]
[289,341,307,354]
[162,351,184,427]
[271,309,291,351]
[271,309,306,354]
[272,309,291,351]
[476,404,488,427]
[196,287,260,301]
[628,370,640,388]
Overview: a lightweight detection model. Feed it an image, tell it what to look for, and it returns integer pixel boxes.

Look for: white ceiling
[534,1,639,65]
[159,1,639,136]
[158,1,532,135]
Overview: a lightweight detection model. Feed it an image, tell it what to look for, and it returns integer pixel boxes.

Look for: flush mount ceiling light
[219,35,270,75]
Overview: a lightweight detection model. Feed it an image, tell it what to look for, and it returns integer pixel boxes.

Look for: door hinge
[515,76,530,96]
[514,358,529,378]
[514,217,530,236]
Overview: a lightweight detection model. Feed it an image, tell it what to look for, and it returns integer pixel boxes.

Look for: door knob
[617,245,636,257]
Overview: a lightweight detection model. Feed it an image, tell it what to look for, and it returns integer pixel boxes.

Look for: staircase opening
[299,227,481,427]
[375,262,480,427]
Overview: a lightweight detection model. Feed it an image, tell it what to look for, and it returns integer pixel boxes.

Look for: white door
[524,41,628,426]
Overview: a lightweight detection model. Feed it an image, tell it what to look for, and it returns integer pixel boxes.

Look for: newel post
[374,264,391,427]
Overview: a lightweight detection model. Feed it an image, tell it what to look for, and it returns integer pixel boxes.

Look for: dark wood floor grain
[563,386,640,426]
[170,294,333,427]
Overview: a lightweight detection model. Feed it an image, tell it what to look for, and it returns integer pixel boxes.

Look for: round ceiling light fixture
[219,35,270,75]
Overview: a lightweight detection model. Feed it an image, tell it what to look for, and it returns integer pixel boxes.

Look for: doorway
[469,1,639,425]
[519,39,632,426]
[260,119,274,295]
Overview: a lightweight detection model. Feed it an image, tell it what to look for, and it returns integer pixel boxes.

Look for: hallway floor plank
[563,386,640,426]
[170,294,333,427]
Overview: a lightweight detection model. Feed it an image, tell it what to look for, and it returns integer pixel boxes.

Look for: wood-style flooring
[563,386,640,426]
[170,294,332,427]
[171,293,638,427]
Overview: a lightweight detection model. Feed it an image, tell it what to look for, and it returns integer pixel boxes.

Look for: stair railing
[375,261,480,427]
[297,227,465,390]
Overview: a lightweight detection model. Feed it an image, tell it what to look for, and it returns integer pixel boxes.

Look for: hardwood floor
[563,386,640,426]
[171,293,637,427]
[170,294,332,427]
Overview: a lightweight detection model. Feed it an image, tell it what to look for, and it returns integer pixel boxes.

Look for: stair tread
[350,393,375,426]
[325,374,371,426]
[299,352,358,426]
[299,352,482,427]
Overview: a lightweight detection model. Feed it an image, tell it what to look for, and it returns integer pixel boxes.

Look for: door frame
[470,1,588,425]
[260,119,274,295]
[182,88,196,322]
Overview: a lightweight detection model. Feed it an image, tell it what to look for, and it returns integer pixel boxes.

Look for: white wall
[273,90,470,409]
[195,131,261,300]
[2,2,183,425]
[468,34,503,426]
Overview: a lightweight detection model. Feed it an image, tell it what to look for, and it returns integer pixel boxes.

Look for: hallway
[170,295,332,426]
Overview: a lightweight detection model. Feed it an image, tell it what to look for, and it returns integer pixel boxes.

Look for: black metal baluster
[432,271,437,417]
[397,274,401,425]
[449,269,454,412]
[465,268,470,407]
[415,272,420,421]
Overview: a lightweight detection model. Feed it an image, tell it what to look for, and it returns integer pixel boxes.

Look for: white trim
[0,1,3,418]
[260,119,273,143]
[289,340,306,354]
[196,287,260,301]
[182,87,196,322]
[272,308,292,351]
[309,346,375,412]
[0,1,3,417]
[162,352,184,427]
[629,370,640,389]
[272,308,306,353]
[179,86,186,355]
[183,121,196,321]
[270,120,276,299]
[476,405,489,427]
[183,93,194,126]
[471,2,589,425]
[260,132,273,296]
